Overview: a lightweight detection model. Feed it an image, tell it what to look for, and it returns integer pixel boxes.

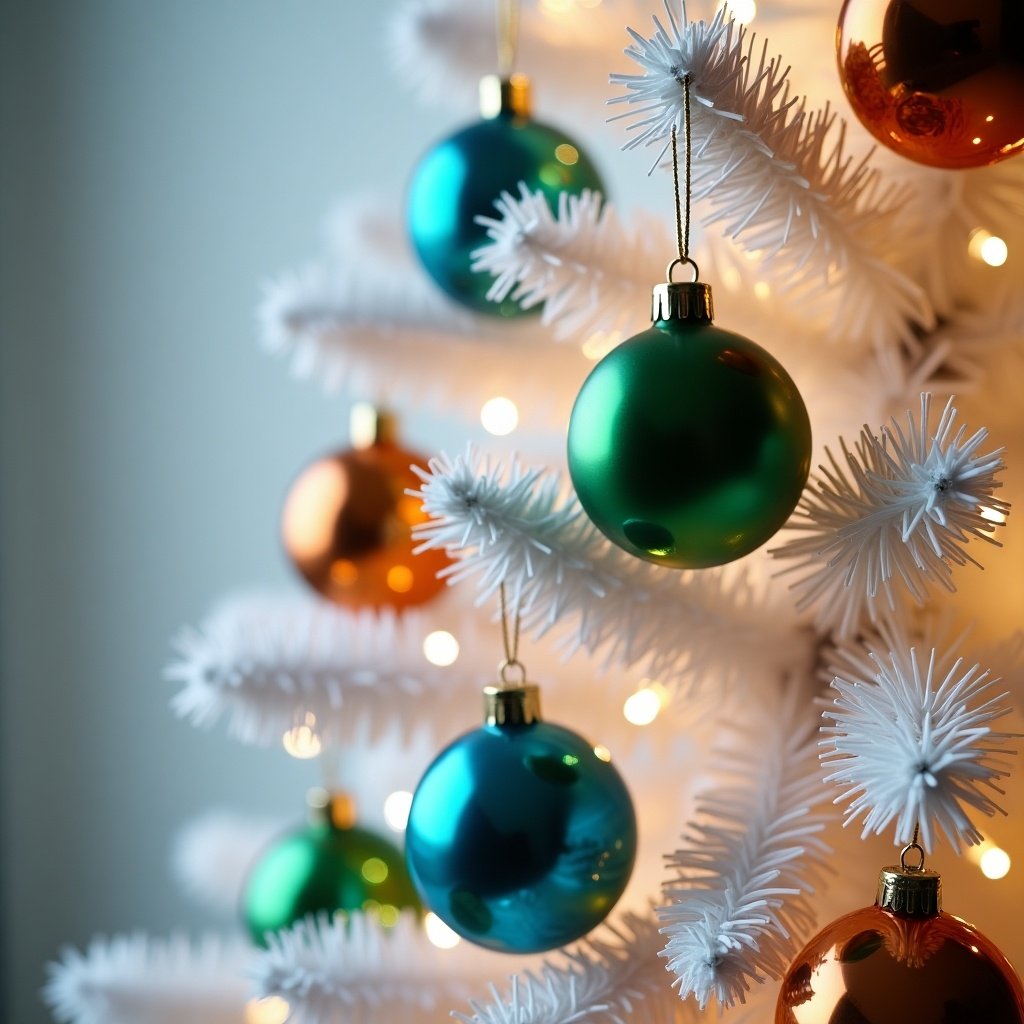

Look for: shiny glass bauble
[838,0,1024,168]
[777,901,1024,1023]
[406,114,603,316]
[280,438,449,610]
[242,804,419,946]
[567,316,811,569]
[405,706,636,953]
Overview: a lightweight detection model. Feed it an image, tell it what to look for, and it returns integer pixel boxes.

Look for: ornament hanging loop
[666,255,700,284]
[900,822,926,873]
[498,582,527,686]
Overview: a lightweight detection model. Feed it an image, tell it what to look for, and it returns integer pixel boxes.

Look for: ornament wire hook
[901,822,926,873]
[496,0,520,79]
[498,582,526,685]
[668,74,699,284]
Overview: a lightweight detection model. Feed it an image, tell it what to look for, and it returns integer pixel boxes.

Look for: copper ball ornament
[281,418,449,611]
[837,0,1024,168]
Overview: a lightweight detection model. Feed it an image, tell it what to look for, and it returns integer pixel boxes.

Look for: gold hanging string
[900,822,926,872]
[667,74,699,284]
[496,0,520,79]
[498,582,526,685]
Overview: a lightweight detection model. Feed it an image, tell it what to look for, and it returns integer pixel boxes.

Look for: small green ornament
[242,789,419,946]
[567,280,811,569]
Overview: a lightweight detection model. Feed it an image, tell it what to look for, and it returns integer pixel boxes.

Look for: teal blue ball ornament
[406,74,604,316]
[567,279,812,569]
[405,684,636,953]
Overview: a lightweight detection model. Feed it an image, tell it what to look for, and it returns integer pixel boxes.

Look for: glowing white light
[245,996,290,1024]
[721,0,756,24]
[981,847,1011,880]
[425,911,461,948]
[282,713,321,759]
[968,228,1009,267]
[383,790,413,832]
[593,744,612,762]
[623,686,664,726]
[481,397,519,436]
[422,630,460,666]
[753,281,771,300]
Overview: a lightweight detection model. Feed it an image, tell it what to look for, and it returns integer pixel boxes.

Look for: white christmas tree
[45,1,1024,1022]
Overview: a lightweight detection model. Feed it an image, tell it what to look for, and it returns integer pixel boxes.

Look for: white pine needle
[252,912,502,1024]
[166,592,481,747]
[44,933,251,1024]
[472,186,665,343]
[610,3,932,348]
[171,809,286,915]
[453,914,690,1024]
[822,638,1018,852]
[658,690,831,1010]
[771,394,1009,639]
[413,448,811,693]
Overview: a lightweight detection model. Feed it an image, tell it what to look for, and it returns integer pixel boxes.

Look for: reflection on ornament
[242,790,419,947]
[407,74,604,315]
[776,849,1024,1023]
[838,0,1024,168]
[567,280,811,569]
[281,412,450,611]
[405,685,637,953]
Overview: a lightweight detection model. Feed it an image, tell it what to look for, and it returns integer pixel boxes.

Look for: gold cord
[667,74,699,283]
[496,0,520,79]
[498,582,526,685]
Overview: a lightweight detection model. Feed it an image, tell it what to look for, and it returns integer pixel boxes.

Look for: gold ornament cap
[307,787,358,830]
[652,281,714,324]
[484,683,541,726]
[876,841,941,918]
[479,73,532,119]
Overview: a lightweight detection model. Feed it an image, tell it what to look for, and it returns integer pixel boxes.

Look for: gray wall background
[0,3,499,1020]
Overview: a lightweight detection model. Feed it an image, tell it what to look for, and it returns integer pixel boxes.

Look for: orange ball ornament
[281,412,449,611]
[837,0,1024,168]
[776,846,1024,1024]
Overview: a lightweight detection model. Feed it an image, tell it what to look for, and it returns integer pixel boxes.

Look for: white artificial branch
[413,448,812,694]
[472,186,665,343]
[44,933,251,1024]
[166,592,485,747]
[252,912,503,1024]
[771,394,1009,639]
[658,689,831,1010]
[610,3,932,348]
[452,914,689,1024]
[822,634,1018,852]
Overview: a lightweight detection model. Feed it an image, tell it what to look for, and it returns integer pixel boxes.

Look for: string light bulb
[422,630,460,666]
[282,713,321,759]
[480,396,519,436]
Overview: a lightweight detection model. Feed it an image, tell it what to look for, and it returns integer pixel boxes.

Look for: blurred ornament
[406,73,603,316]
[242,789,419,947]
[405,682,636,953]
[567,275,811,568]
[838,0,1024,168]
[776,839,1024,1023]
[280,406,450,610]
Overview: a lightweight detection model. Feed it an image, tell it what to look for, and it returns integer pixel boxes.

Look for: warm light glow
[593,744,612,762]
[282,713,321,759]
[379,903,400,927]
[623,684,666,725]
[753,280,771,300]
[361,857,390,884]
[423,630,460,666]
[981,505,1007,525]
[555,143,579,166]
[720,0,756,24]
[972,136,983,145]
[481,396,519,436]
[540,0,573,12]
[968,228,1009,267]
[986,115,995,123]
[386,564,414,593]
[425,912,461,949]
[246,996,290,1024]
[981,847,1011,879]
[383,790,413,832]
[720,265,742,291]
[581,331,620,360]
[281,461,347,560]
[349,401,379,449]
[330,559,358,587]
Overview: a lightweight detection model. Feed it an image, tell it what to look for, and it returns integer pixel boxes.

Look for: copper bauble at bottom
[281,430,449,610]
[776,904,1024,1023]
[837,0,1024,168]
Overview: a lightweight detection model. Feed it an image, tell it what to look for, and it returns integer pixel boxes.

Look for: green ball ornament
[242,790,419,946]
[406,74,604,317]
[567,280,812,569]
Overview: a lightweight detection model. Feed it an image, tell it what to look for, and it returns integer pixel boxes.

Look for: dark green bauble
[242,792,419,946]
[567,283,811,569]
[406,107,603,317]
